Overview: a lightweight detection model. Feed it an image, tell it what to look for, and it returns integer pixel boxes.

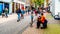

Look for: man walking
[16,8,21,22]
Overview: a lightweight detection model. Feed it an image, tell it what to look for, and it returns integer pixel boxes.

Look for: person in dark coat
[16,8,21,22]
[37,16,41,29]
[43,19,48,28]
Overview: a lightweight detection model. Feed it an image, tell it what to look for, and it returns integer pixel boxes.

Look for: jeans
[6,13,8,17]
[17,13,20,20]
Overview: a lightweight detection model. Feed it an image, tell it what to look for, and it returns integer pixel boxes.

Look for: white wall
[14,0,25,4]
[9,2,12,14]
[50,0,55,16]
[55,0,60,15]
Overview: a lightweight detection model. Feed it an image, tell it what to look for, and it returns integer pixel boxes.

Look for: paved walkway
[0,13,38,34]
[0,13,17,24]
[0,12,35,24]
[22,13,60,34]
[0,13,32,24]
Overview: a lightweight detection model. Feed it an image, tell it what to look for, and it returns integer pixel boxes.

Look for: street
[0,13,37,34]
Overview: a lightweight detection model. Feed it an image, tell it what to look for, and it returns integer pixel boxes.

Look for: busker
[37,16,41,29]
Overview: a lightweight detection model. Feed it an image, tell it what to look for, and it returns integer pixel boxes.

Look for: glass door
[0,3,3,15]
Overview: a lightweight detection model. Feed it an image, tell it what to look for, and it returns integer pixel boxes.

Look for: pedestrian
[30,7,34,27]
[41,13,47,29]
[25,7,28,15]
[40,8,43,14]
[16,8,21,22]
[37,16,41,29]
[30,11,34,27]
[34,9,37,16]
[4,8,8,18]
[28,9,30,14]
[37,8,40,14]
[21,9,25,19]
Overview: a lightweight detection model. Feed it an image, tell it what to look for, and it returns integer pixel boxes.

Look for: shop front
[0,2,9,15]
[13,0,25,13]
[0,0,12,15]
[12,2,20,13]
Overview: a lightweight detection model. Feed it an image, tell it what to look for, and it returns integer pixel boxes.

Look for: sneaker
[17,20,20,22]
[41,27,44,29]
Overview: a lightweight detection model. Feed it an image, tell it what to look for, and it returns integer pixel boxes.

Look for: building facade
[12,0,26,13]
[0,0,12,15]
[0,0,30,15]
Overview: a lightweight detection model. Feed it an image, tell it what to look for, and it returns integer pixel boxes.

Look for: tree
[31,0,44,8]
